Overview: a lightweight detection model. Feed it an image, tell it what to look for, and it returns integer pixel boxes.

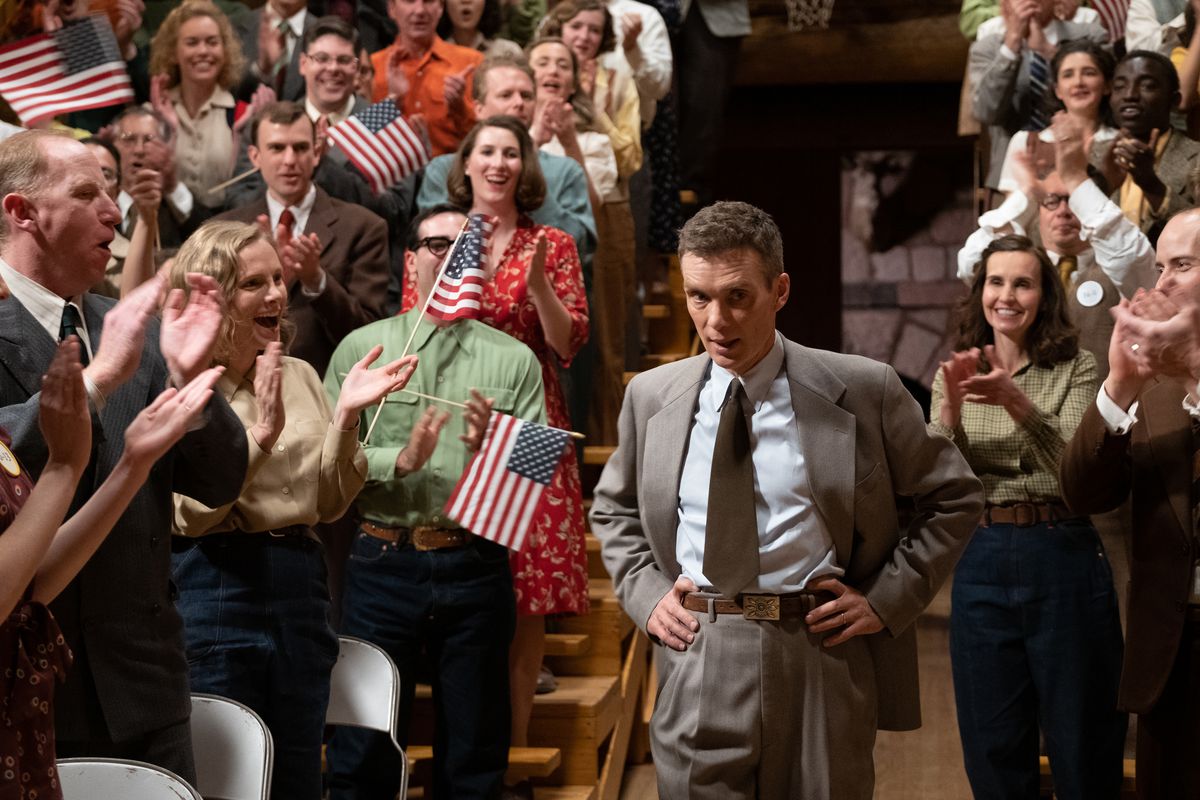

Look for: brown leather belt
[981,502,1074,527]
[681,591,831,621]
[360,520,471,551]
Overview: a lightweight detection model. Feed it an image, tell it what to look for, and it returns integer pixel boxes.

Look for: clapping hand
[937,348,981,428]
[40,338,91,477]
[161,273,224,386]
[1111,291,1200,382]
[149,75,180,135]
[86,274,164,398]
[386,48,410,103]
[444,64,475,110]
[526,233,550,292]
[958,344,1034,420]
[459,389,494,453]
[122,367,224,465]
[333,346,418,430]
[250,341,285,451]
[620,12,642,51]
[394,405,451,477]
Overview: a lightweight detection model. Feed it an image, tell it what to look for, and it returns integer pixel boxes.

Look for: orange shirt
[370,36,483,157]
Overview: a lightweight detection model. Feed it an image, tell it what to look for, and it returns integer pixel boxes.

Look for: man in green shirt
[323,204,546,800]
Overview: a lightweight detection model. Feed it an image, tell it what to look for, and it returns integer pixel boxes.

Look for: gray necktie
[703,380,759,597]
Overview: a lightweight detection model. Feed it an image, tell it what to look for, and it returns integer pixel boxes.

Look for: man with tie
[589,201,984,799]
[236,0,318,101]
[214,101,390,376]
[969,0,1108,191]
[0,130,247,782]
[1061,208,1200,798]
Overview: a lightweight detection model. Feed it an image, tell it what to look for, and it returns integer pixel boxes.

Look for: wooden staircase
[401,254,692,799]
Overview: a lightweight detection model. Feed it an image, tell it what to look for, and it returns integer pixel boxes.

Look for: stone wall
[840,158,975,390]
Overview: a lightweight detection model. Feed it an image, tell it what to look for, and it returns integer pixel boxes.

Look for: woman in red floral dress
[0,329,219,800]
[403,115,590,775]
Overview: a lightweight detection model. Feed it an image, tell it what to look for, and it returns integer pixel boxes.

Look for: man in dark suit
[590,201,983,798]
[1061,207,1200,798]
[237,0,318,102]
[0,131,248,782]
[215,101,390,377]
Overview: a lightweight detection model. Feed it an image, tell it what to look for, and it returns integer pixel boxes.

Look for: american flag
[326,98,429,193]
[0,15,133,127]
[1090,0,1130,43]
[445,412,570,552]
[425,213,495,322]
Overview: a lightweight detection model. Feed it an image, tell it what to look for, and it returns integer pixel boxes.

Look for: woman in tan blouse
[167,220,415,800]
[148,0,269,210]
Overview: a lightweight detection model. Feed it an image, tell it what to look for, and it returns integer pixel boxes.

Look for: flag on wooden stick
[445,412,570,552]
[0,15,134,127]
[425,213,495,322]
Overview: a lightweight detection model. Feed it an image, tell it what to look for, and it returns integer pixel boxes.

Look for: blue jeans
[171,533,338,800]
[326,530,516,800]
[950,520,1127,800]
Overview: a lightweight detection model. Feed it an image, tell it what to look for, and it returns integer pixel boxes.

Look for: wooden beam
[735,14,967,86]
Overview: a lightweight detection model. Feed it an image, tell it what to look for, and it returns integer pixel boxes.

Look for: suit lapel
[784,342,856,562]
[0,294,56,395]
[306,188,337,261]
[642,357,708,574]
[1143,379,1194,544]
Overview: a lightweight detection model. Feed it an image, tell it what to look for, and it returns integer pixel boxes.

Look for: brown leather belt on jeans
[360,520,471,551]
[981,502,1074,527]
[681,591,830,621]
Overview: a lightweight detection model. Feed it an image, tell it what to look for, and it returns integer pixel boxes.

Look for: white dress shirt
[266,184,324,296]
[304,95,356,127]
[601,0,672,128]
[264,4,307,64]
[675,332,843,594]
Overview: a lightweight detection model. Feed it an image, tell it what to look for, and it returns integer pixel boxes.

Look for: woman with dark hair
[167,220,416,800]
[437,115,589,798]
[931,234,1126,798]
[998,40,1116,194]
[438,0,504,51]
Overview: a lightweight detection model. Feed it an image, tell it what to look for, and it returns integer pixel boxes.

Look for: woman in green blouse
[931,234,1126,799]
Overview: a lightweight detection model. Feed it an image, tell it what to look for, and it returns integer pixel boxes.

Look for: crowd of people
[8,0,1200,798]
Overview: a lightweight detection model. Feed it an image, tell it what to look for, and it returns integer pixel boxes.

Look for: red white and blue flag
[445,412,570,552]
[425,213,495,322]
[327,98,429,193]
[0,15,134,127]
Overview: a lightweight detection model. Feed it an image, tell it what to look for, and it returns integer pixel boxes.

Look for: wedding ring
[1131,343,1141,352]
[840,612,847,626]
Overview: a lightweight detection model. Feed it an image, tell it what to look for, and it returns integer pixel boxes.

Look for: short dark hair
[249,101,313,147]
[447,115,546,213]
[678,201,785,285]
[303,15,361,53]
[81,136,120,171]
[437,0,502,41]
[472,53,535,105]
[538,0,617,56]
[954,234,1079,368]
[1119,49,1180,97]
[406,203,467,251]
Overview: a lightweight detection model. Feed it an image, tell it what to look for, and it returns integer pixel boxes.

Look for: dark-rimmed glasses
[416,235,456,257]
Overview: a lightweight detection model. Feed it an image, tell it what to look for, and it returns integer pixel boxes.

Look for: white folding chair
[57,757,203,800]
[326,635,407,797]
[190,693,273,800]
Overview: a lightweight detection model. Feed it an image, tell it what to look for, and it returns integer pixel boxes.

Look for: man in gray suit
[969,0,1108,190]
[589,201,984,799]
[0,131,248,782]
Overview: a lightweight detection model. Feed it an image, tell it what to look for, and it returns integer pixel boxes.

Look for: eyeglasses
[1039,193,1071,210]
[416,235,456,257]
[116,132,160,147]
[304,52,358,68]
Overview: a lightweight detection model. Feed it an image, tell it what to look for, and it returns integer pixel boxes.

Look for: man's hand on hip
[649,576,699,652]
[805,576,884,647]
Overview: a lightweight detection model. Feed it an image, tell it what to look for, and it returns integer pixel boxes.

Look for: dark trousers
[326,530,516,800]
[56,717,196,785]
[675,9,742,208]
[171,534,339,800]
[1135,612,1200,799]
[950,520,1127,800]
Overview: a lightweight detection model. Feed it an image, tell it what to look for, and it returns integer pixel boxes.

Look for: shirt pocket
[475,387,518,416]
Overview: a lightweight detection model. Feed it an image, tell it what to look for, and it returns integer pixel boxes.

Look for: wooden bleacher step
[642,304,670,319]
[582,446,615,466]
[639,352,689,371]
[585,534,607,580]
[622,371,638,385]
[533,786,598,800]
[406,745,561,779]
[551,584,633,677]
[527,675,621,786]
[544,632,591,657]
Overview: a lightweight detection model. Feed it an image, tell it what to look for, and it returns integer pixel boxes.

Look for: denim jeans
[950,520,1127,800]
[326,530,516,800]
[171,533,338,800]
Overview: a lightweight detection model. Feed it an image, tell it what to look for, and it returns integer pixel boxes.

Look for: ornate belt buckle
[741,594,780,621]
[412,526,436,551]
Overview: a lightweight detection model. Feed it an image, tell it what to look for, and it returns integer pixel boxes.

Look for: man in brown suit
[215,101,389,376]
[1060,207,1200,799]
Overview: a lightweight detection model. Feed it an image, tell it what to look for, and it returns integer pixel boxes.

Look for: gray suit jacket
[589,339,983,730]
[0,292,247,742]
[969,22,1110,188]
[1104,129,1200,236]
